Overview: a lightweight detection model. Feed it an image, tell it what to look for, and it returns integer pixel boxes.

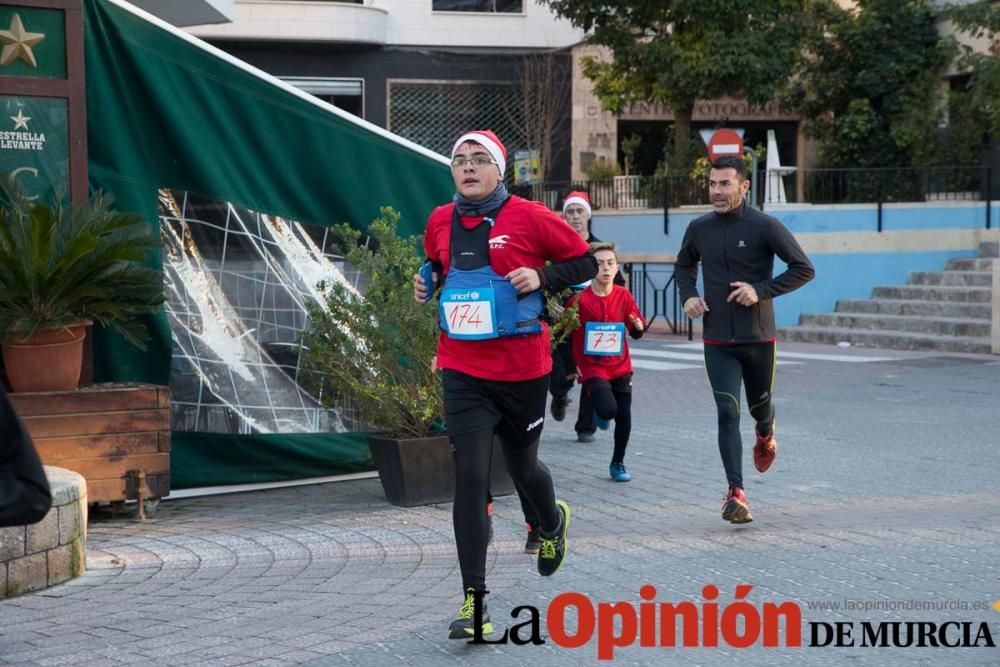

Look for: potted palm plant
[302,207,513,507]
[0,175,164,392]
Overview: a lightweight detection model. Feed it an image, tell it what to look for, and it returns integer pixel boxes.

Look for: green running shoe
[448,588,493,639]
[537,500,570,576]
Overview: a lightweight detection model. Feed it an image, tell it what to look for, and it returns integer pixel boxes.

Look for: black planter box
[368,434,515,507]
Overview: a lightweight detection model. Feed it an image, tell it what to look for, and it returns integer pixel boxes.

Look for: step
[834,298,991,319]
[799,313,991,338]
[908,271,992,287]
[981,240,999,258]
[870,285,991,303]
[778,327,990,354]
[945,257,998,271]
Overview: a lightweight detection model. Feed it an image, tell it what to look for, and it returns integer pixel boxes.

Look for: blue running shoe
[609,462,631,482]
[594,411,610,431]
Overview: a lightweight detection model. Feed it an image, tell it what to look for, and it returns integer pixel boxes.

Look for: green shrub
[301,208,443,439]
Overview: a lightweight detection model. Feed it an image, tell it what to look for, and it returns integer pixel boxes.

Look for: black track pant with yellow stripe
[703,341,776,490]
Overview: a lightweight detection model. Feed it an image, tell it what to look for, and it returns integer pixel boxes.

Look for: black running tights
[703,342,776,490]
[452,429,559,591]
[584,378,633,464]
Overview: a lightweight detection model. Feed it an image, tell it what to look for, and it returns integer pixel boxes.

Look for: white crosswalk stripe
[627,341,897,372]
[630,358,702,371]
[630,348,801,367]
[662,342,897,363]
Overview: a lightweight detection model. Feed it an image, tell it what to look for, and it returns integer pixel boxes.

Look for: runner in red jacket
[568,242,646,482]
[413,130,596,639]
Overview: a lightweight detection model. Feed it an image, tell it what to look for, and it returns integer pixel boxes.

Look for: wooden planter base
[8,384,171,512]
[368,434,515,507]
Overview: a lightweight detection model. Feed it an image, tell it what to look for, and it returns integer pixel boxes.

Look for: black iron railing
[522,165,993,229]
[511,176,709,212]
[800,165,993,231]
[623,262,692,340]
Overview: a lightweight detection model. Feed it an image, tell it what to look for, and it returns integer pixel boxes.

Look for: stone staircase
[779,241,997,354]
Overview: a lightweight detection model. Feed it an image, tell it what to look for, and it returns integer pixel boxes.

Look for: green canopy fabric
[84,0,454,487]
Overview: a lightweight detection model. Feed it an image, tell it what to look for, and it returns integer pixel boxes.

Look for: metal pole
[662,177,670,235]
[992,258,999,355]
[743,146,759,209]
[985,166,992,230]
[877,172,883,233]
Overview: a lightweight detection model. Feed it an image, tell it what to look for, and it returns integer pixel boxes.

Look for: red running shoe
[722,487,753,524]
[524,523,541,554]
[753,422,777,473]
[486,501,494,543]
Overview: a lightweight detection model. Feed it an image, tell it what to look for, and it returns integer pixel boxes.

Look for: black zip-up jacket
[675,203,815,343]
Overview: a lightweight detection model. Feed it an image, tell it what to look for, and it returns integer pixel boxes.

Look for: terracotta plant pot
[2,323,90,392]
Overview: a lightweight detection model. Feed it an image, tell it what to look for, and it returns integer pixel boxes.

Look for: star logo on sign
[10,109,30,130]
[0,13,45,68]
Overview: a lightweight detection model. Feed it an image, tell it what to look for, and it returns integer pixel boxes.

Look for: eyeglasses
[451,156,497,169]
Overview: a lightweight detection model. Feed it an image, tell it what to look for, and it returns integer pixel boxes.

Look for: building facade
[570,44,810,202]
[185,0,584,181]
[179,2,998,201]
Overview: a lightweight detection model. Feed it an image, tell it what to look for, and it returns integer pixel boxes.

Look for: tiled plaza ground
[2,337,999,666]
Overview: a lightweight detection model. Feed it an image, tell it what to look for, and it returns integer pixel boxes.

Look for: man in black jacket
[675,156,815,524]
[0,384,51,527]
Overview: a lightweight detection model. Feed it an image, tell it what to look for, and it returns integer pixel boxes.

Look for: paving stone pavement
[2,338,999,666]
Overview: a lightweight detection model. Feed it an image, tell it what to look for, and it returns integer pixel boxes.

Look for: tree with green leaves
[946,0,1000,138]
[503,52,573,182]
[782,0,953,168]
[540,0,808,170]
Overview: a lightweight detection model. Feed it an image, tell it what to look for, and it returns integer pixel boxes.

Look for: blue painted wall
[772,203,997,234]
[592,202,994,327]
[771,250,978,327]
[593,202,998,252]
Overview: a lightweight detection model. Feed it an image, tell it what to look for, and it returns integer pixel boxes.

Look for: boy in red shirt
[568,242,646,482]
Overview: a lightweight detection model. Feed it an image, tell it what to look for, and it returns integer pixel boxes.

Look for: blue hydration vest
[439,200,543,339]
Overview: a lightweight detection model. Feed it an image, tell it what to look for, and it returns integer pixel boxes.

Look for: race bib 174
[440,288,498,340]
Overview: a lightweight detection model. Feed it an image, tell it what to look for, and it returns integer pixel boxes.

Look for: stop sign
[706,129,744,162]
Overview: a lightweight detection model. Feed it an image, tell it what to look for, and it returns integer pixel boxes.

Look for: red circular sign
[707,129,744,162]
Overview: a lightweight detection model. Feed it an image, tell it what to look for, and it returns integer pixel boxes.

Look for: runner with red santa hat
[413,130,596,639]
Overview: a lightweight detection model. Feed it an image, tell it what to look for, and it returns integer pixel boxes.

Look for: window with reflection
[432,0,523,13]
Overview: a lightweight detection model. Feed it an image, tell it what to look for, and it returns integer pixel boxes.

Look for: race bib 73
[584,321,626,356]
